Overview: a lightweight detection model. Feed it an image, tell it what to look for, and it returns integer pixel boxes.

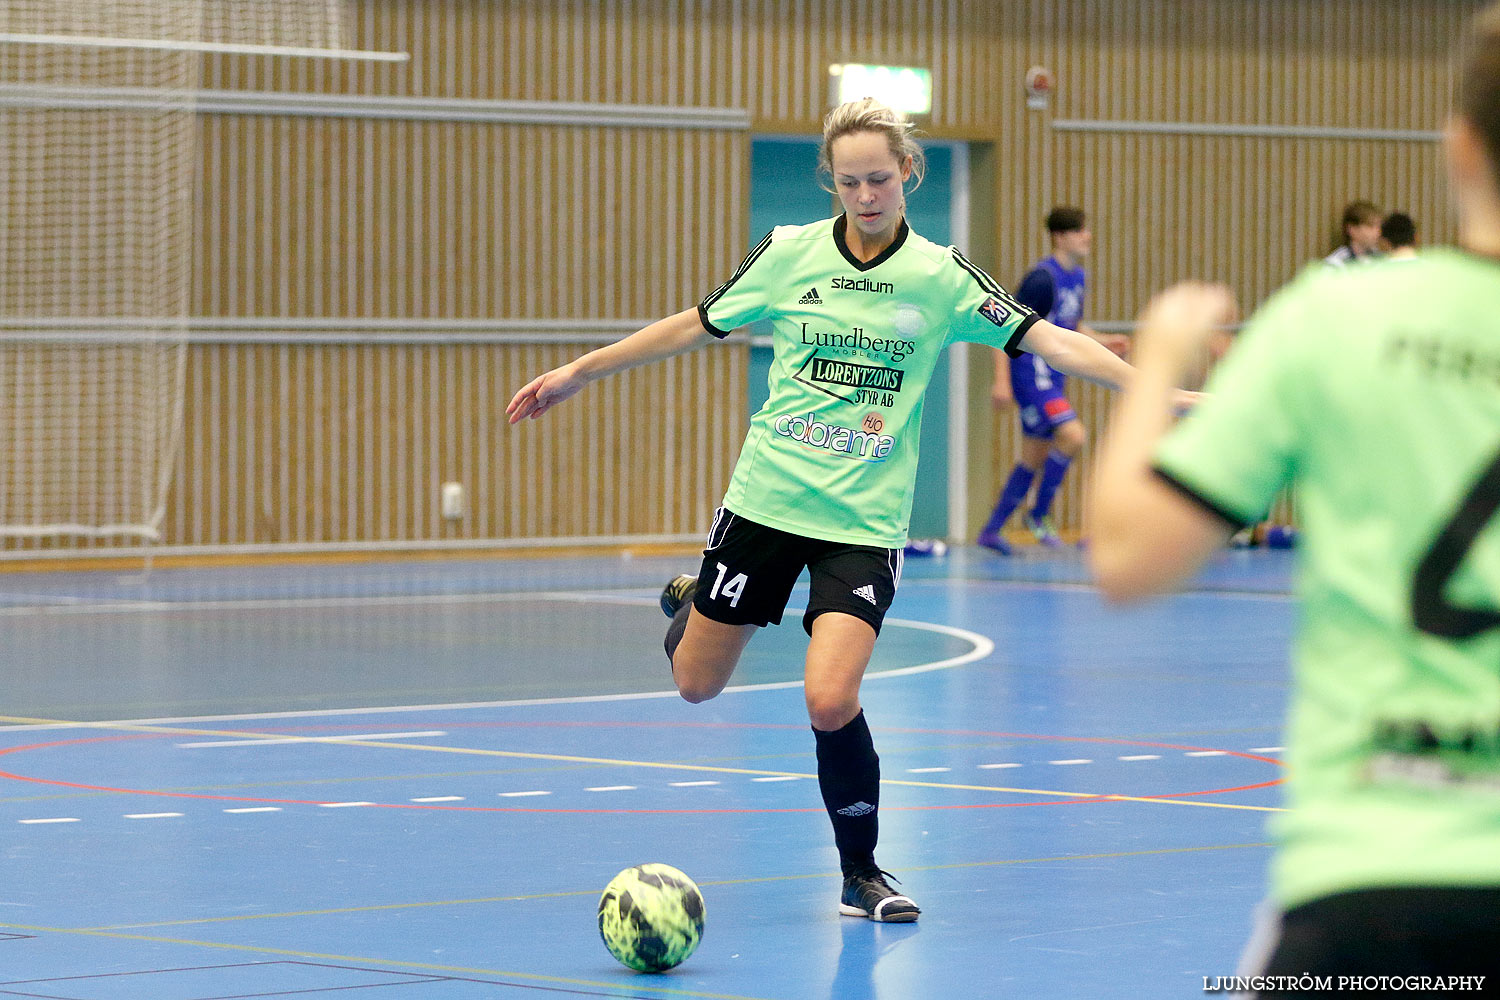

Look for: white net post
[0,2,392,547]
[0,2,203,541]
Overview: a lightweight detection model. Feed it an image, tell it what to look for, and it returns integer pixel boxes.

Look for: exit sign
[828,64,932,115]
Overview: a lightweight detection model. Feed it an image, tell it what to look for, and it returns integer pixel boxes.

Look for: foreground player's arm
[507,308,714,423]
[1086,284,1239,601]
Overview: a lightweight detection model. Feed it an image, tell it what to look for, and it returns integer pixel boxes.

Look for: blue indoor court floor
[0,546,1297,999]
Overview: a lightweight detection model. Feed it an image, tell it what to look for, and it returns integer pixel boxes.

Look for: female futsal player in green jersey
[511,98,1174,922]
[1089,4,1500,984]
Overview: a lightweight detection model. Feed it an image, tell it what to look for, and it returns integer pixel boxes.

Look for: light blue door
[748,137,956,538]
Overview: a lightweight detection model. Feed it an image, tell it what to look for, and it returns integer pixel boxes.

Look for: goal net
[0,2,355,543]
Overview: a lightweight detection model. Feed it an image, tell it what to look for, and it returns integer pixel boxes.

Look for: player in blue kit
[978,207,1128,552]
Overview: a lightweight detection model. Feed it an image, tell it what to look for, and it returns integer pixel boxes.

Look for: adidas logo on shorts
[852,584,877,605]
[837,801,875,817]
[798,286,823,304]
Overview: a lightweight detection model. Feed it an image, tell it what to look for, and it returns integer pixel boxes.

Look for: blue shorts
[1016,388,1077,438]
[1010,354,1077,439]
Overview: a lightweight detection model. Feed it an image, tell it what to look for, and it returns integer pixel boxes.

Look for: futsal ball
[597,863,705,972]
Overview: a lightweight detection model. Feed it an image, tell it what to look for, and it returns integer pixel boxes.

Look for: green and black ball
[597,863,705,972]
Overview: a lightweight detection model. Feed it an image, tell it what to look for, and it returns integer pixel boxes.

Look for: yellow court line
[0,924,773,1000]
[85,841,1272,932]
[0,714,1285,813]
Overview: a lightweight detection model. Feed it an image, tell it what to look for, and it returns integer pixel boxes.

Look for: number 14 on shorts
[711,562,748,607]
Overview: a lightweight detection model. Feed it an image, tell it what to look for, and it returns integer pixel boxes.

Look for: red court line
[0,724,1283,815]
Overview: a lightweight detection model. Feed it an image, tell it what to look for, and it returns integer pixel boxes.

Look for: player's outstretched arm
[1016,319,1136,391]
[507,308,715,423]
[1086,283,1238,602]
[1017,318,1200,409]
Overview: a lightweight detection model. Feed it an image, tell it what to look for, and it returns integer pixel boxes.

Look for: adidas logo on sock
[837,801,875,817]
[852,584,877,605]
[798,286,822,304]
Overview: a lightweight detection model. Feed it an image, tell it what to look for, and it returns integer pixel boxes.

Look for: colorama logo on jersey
[773,412,895,460]
[798,287,823,304]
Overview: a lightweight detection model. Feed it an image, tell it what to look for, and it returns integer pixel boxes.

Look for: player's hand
[1133,283,1238,370]
[990,382,1015,411]
[1171,388,1205,414]
[507,363,587,423]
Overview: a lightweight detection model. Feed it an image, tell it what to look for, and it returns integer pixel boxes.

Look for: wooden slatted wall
[6,0,1485,555]
[969,0,1479,540]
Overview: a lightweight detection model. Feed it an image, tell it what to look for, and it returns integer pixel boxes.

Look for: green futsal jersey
[698,215,1037,547]
[1154,249,1500,909]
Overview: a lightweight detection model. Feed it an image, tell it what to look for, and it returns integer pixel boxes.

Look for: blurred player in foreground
[1087,5,1500,987]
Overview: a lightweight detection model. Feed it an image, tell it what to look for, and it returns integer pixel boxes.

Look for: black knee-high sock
[813,709,880,876]
[664,601,691,663]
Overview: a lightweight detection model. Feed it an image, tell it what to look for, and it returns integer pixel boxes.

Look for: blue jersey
[1009,256,1086,394]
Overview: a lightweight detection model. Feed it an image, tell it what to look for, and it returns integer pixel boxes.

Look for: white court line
[750,776,800,783]
[224,807,281,814]
[318,801,373,808]
[0,599,994,733]
[1185,751,1228,757]
[410,796,465,803]
[585,785,636,793]
[669,780,719,787]
[907,767,950,773]
[176,731,447,749]
[902,577,1296,604]
[18,817,79,824]
[1049,759,1093,765]
[498,790,550,798]
[0,588,657,618]
[1248,747,1284,753]
[0,577,1296,620]
[124,812,183,819]
[0,593,106,606]
[1118,755,1161,761]
[0,585,866,617]
[978,763,1021,769]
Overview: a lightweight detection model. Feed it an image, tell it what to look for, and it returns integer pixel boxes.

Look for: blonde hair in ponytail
[817,97,926,194]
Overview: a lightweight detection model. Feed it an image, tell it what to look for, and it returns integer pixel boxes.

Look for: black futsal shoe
[839,867,920,923]
[659,573,698,618]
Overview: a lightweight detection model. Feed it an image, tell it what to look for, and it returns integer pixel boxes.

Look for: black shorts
[1246,887,1500,997]
[691,508,902,636]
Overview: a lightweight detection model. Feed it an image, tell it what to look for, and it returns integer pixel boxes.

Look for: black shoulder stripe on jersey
[1149,466,1252,531]
[697,302,732,339]
[950,247,999,291]
[952,249,1024,312]
[951,248,1026,313]
[701,229,776,314]
[1004,313,1040,358]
